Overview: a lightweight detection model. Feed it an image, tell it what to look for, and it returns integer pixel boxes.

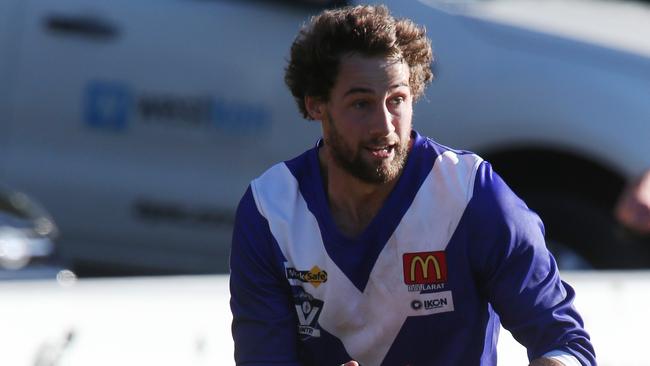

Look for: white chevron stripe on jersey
[251,151,483,366]
[251,163,328,268]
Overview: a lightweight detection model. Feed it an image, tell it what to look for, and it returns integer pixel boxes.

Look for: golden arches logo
[410,255,442,282]
[403,251,447,285]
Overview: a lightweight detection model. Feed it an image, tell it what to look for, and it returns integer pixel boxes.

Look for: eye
[353,100,370,109]
[389,96,405,105]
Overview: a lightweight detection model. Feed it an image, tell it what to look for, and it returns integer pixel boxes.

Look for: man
[616,169,650,235]
[230,5,595,366]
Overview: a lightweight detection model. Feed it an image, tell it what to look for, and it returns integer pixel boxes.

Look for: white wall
[0,271,646,365]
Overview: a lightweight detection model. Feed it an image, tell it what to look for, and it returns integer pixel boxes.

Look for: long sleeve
[230,186,302,366]
[468,162,596,366]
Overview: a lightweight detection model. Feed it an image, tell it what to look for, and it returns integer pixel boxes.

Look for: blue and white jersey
[230,131,595,366]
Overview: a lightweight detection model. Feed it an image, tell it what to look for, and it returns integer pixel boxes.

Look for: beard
[325,114,410,185]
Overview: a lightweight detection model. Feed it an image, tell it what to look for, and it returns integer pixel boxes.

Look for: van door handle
[44,14,119,40]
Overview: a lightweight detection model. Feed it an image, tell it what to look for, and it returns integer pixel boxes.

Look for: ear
[305,96,326,121]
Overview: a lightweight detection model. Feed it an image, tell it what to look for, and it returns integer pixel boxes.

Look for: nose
[368,103,395,137]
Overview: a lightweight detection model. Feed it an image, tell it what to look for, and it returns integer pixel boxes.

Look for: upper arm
[468,162,596,366]
[230,186,301,366]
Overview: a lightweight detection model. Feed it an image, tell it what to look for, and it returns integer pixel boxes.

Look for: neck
[318,147,401,238]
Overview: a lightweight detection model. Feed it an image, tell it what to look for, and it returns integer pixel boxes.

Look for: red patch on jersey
[403,251,447,285]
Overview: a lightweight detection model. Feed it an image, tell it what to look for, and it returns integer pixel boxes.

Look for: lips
[366,144,395,159]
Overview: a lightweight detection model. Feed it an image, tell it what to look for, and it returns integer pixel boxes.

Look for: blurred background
[1,0,649,364]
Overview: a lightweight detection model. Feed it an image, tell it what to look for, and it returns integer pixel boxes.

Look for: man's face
[317,54,413,184]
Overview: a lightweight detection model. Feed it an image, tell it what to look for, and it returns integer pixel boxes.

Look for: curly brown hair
[285,5,434,120]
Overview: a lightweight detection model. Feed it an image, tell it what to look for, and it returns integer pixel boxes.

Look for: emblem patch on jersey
[293,289,324,339]
[410,291,455,315]
[286,265,328,288]
[403,251,448,292]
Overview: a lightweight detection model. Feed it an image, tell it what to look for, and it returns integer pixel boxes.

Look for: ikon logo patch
[410,291,455,315]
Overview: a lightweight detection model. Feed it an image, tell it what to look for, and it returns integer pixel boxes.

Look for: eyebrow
[342,82,409,97]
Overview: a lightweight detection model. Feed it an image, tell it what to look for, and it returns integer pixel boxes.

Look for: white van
[1,0,649,274]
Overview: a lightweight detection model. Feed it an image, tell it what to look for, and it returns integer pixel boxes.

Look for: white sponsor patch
[410,291,454,315]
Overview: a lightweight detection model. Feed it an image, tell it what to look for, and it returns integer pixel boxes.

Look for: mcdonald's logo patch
[403,251,448,285]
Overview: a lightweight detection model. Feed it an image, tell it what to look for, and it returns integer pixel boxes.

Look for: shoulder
[469,160,535,225]
[419,135,475,157]
[415,134,485,202]
[417,134,483,172]
[249,146,315,220]
[416,133,539,240]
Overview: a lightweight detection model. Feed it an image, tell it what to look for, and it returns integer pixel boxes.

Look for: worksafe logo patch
[403,251,447,292]
[286,265,328,288]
